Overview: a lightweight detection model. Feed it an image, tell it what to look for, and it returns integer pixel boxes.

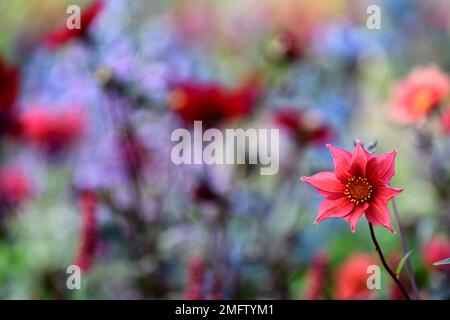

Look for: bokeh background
[0,0,449,299]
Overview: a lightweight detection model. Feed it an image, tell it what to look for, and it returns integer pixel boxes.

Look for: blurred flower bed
[0,0,449,299]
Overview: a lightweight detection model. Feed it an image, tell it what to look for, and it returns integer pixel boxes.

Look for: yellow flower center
[344,176,373,205]
[169,90,188,110]
[411,89,434,115]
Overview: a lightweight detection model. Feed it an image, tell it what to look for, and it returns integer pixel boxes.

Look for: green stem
[368,222,410,300]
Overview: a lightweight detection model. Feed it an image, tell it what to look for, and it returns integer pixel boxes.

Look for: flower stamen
[344,176,373,205]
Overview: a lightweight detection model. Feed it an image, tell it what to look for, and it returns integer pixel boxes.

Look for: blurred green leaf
[396,250,414,278]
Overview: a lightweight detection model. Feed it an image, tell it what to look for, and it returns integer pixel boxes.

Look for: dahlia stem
[368,222,410,300]
[391,198,420,300]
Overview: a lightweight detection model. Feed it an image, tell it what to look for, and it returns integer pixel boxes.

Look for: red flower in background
[301,142,403,233]
[0,56,20,135]
[0,167,31,208]
[441,107,450,134]
[267,30,303,63]
[273,108,333,146]
[422,236,450,273]
[184,255,206,300]
[302,251,329,300]
[192,178,228,209]
[118,132,149,182]
[169,80,260,127]
[391,65,450,125]
[74,190,98,272]
[0,57,19,114]
[20,107,85,154]
[44,0,104,48]
[334,253,376,300]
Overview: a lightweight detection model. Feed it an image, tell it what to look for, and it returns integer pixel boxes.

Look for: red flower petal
[364,148,375,161]
[343,203,369,233]
[301,172,345,197]
[314,196,354,223]
[349,142,368,177]
[376,150,397,183]
[375,185,403,203]
[326,144,352,182]
[366,200,396,233]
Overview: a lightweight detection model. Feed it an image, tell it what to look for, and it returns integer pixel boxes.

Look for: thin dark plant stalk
[368,222,410,300]
[391,198,420,300]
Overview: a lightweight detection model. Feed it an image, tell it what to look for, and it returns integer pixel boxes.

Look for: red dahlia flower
[391,65,450,125]
[44,0,104,48]
[169,80,260,127]
[273,108,333,146]
[301,142,403,233]
[334,253,377,300]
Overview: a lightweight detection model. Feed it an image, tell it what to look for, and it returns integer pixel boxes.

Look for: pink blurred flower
[422,236,450,273]
[170,1,216,44]
[301,142,403,233]
[333,253,377,300]
[0,167,31,207]
[44,0,104,49]
[440,107,450,134]
[184,255,206,300]
[20,107,85,154]
[391,65,450,125]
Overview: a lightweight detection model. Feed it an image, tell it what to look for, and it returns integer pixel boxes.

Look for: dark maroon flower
[193,178,228,209]
[169,80,260,127]
[74,190,98,272]
[273,108,333,146]
[267,30,303,63]
[118,132,149,181]
[302,251,329,300]
[44,0,104,48]
[0,57,19,114]
[0,56,20,135]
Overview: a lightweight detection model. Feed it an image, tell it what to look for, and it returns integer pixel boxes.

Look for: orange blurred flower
[333,253,377,300]
[391,65,450,125]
